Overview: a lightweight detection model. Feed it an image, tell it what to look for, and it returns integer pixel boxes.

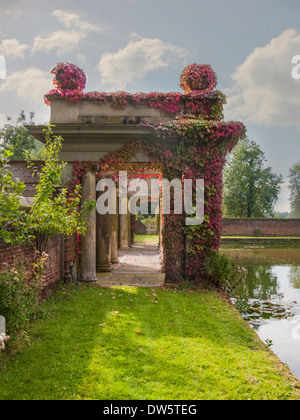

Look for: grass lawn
[0,283,299,400]
[134,234,159,243]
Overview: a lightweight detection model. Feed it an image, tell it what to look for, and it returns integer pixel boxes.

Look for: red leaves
[62,68,245,281]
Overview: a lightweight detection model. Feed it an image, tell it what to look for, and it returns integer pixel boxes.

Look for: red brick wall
[0,235,75,290]
[0,243,36,274]
[222,218,300,237]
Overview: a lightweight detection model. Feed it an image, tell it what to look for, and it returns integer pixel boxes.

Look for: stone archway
[95,169,164,287]
[28,63,245,285]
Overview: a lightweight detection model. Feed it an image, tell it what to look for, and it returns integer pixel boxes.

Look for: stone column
[127,210,132,247]
[79,169,97,282]
[96,190,112,272]
[111,193,119,265]
[119,196,129,250]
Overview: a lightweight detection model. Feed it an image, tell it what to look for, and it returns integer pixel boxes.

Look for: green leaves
[223,137,283,218]
[27,125,95,252]
[0,112,42,160]
[288,162,300,217]
[0,148,28,246]
[0,124,95,252]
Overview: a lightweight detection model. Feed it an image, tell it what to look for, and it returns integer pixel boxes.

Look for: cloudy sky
[0,0,300,212]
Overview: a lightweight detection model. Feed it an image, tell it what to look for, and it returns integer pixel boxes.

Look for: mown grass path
[0,284,299,400]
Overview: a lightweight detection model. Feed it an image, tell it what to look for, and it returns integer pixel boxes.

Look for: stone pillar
[79,169,97,282]
[119,196,129,250]
[111,193,119,264]
[127,210,132,247]
[96,190,112,272]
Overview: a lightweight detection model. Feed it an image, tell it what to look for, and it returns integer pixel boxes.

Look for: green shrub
[0,255,47,333]
[204,250,247,296]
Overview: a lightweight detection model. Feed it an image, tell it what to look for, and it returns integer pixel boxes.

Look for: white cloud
[0,67,52,104]
[32,30,87,55]
[0,39,29,59]
[31,10,105,57]
[98,38,189,90]
[52,10,106,33]
[225,29,300,128]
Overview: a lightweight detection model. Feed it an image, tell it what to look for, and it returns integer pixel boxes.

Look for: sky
[0,0,300,212]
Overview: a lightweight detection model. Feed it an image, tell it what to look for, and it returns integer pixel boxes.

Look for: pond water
[220,244,300,380]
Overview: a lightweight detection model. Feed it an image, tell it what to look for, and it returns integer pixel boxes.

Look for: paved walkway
[97,242,165,287]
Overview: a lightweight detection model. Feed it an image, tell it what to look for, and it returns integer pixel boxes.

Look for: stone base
[97,264,112,273]
[78,277,98,283]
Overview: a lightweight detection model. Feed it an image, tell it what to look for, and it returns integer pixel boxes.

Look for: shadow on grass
[0,283,299,400]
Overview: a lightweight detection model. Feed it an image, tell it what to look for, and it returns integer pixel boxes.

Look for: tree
[288,162,300,217]
[27,125,95,252]
[0,124,95,252]
[223,137,282,218]
[0,111,43,160]
[0,149,29,245]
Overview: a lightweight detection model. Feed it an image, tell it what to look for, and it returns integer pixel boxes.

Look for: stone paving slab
[97,272,165,287]
[97,242,165,287]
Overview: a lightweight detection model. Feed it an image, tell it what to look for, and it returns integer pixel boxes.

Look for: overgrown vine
[47,63,246,282]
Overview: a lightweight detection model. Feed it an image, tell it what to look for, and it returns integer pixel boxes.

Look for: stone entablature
[45,90,225,125]
[46,95,174,125]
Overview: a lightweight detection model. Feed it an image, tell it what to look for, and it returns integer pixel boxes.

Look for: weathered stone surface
[79,169,97,282]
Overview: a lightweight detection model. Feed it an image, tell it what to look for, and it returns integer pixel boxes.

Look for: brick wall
[222,218,300,237]
[0,235,76,297]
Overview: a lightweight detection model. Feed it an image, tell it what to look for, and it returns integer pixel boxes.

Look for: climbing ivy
[48,63,246,283]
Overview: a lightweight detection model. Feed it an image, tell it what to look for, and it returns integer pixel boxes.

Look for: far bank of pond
[221,241,300,381]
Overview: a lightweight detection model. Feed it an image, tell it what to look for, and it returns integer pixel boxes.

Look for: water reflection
[289,266,300,290]
[234,265,278,301]
[220,245,300,380]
